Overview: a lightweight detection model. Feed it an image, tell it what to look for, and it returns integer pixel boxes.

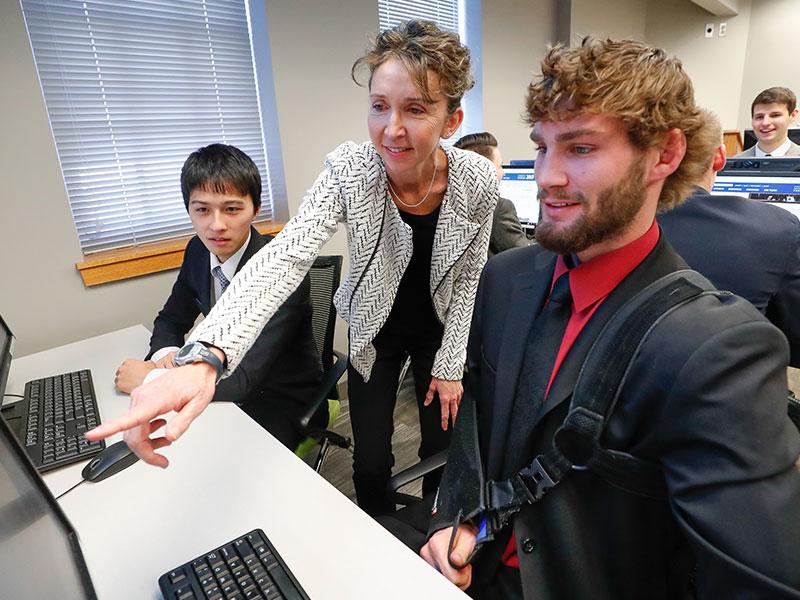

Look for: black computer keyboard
[21,369,105,472]
[159,529,309,600]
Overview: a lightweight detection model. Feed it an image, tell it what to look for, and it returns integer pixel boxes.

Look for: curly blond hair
[352,20,474,115]
[525,38,717,210]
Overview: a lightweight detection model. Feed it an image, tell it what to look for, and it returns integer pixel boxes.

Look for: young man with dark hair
[454,132,531,257]
[421,40,800,598]
[114,144,323,450]
[736,86,800,157]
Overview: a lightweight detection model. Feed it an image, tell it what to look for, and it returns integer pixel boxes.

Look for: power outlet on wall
[719,22,728,37]
[705,23,714,38]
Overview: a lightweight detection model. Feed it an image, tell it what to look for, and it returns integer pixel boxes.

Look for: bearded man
[420,38,800,599]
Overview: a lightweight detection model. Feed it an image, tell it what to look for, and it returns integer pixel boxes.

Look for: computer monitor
[742,128,800,153]
[712,157,800,218]
[0,315,13,410]
[500,164,539,226]
[0,323,97,599]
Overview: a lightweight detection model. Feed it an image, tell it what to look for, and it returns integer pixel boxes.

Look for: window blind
[21,0,276,253]
[378,0,459,33]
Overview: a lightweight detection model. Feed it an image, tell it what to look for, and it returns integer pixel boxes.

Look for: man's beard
[535,159,645,256]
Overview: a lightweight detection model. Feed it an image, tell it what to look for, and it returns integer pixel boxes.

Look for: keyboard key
[220,582,239,596]
[169,570,187,585]
[174,584,195,599]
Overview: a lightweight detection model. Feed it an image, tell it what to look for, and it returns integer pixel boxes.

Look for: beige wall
[482,0,557,162]
[0,0,555,358]
[646,0,753,129]
[569,0,647,43]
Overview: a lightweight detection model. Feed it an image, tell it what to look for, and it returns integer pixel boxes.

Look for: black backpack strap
[484,270,719,532]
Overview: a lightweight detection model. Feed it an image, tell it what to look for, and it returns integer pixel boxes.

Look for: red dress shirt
[502,220,660,567]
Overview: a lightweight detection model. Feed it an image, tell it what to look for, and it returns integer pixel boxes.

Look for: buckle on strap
[518,457,557,502]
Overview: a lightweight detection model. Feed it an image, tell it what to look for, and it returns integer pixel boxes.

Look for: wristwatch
[174,341,225,382]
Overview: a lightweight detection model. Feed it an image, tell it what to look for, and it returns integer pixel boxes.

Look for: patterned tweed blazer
[189,141,498,382]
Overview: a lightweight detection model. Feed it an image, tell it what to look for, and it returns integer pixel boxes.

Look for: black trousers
[238,398,303,450]
[347,336,451,517]
[468,566,524,600]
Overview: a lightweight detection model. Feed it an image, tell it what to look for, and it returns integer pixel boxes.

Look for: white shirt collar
[209,231,251,298]
[755,137,792,157]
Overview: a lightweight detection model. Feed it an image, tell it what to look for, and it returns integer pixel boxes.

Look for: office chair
[294,255,351,472]
[387,449,447,506]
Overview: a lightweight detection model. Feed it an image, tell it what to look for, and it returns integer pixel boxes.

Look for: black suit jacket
[433,235,800,599]
[488,197,531,258]
[659,187,800,366]
[147,228,322,417]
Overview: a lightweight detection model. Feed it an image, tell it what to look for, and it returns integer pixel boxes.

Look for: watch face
[176,343,201,363]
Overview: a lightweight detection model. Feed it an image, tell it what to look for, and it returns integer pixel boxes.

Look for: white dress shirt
[755,138,793,157]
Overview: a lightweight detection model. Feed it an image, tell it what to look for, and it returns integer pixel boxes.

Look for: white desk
[7,326,466,599]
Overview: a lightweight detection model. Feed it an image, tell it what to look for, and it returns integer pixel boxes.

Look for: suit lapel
[186,242,213,314]
[235,227,267,275]
[486,250,556,477]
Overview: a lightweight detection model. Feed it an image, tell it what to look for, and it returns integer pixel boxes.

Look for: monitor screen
[712,175,800,218]
[742,128,800,153]
[0,405,96,598]
[500,166,539,225]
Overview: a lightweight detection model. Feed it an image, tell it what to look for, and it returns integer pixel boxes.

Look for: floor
[317,371,424,504]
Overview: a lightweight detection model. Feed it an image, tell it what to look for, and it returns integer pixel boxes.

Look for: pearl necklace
[387,154,438,209]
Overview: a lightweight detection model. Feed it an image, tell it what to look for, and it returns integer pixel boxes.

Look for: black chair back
[308,255,343,374]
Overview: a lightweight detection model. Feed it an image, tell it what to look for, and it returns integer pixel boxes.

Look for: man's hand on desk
[420,525,477,591]
[114,359,155,393]
[86,360,218,467]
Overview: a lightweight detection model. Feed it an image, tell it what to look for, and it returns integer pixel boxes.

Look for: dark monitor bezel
[0,385,98,599]
[743,128,800,151]
[0,314,14,406]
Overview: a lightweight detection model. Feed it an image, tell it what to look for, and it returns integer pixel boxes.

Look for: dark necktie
[212,265,230,295]
[502,271,573,476]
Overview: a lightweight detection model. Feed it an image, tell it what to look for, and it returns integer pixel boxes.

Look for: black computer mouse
[81,440,139,482]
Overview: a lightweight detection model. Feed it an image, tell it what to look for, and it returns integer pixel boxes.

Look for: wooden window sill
[75,222,285,287]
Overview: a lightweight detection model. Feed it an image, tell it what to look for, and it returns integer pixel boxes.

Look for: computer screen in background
[712,157,800,219]
[500,165,539,226]
[742,128,800,152]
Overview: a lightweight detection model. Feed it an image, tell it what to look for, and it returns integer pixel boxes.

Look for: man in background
[659,109,800,366]
[454,132,532,257]
[114,143,323,450]
[736,86,800,157]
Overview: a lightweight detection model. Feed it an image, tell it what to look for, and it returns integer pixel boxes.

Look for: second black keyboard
[21,369,105,472]
[159,529,309,600]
